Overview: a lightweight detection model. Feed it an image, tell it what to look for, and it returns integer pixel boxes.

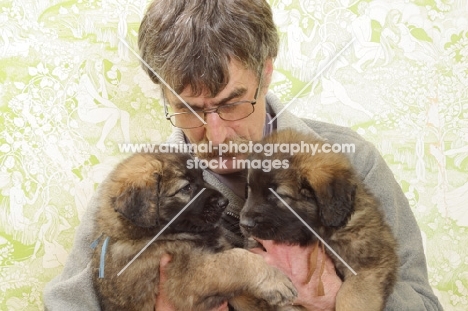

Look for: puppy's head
[240,129,357,246]
[101,152,228,237]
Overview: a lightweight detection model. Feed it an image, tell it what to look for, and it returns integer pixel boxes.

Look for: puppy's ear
[109,156,163,228]
[304,168,356,228]
[112,172,161,228]
[318,176,356,227]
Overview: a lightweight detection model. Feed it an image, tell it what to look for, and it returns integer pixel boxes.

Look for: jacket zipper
[226,211,239,219]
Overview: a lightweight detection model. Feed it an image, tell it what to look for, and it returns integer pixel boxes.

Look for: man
[44,0,443,310]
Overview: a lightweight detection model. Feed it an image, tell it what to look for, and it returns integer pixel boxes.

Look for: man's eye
[219,104,237,113]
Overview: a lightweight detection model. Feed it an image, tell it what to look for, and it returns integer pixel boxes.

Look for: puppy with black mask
[91,151,297,311]
[240,129,398,311]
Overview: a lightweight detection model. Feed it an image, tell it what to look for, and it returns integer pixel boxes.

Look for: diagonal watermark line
[268,188,357,276]
[118,36,206,126]
[269,37,356,125]
[117,188,206,276]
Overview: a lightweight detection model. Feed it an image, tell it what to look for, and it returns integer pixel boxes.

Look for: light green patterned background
[0,0,467,310]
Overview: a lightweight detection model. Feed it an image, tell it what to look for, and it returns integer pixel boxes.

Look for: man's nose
[204,112,227,146]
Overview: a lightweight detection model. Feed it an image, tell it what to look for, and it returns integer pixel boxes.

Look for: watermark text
[118,141,356,156]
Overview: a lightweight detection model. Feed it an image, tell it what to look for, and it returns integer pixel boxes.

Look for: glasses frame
[163,78,262,130]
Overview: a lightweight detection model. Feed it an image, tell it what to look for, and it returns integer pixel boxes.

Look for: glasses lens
[218,101,254,121]
[168,102,255,129]
[170,112,204,129]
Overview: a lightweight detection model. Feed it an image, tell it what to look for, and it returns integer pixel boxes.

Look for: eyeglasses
[164,82,260,129]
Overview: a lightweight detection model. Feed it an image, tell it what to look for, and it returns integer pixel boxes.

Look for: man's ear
[261,58,274,94]
[112,172,161,228]
[304,169,356,228]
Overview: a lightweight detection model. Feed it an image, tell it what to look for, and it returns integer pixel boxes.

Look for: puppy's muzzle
[211,195,229,210]
[202,191,229,223]
[239,215,263,232]
[239,218,256,230]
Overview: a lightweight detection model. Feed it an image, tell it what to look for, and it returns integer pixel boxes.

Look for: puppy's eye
[300,187,313,198]
[267,183,277,192]
[178,183,193,194]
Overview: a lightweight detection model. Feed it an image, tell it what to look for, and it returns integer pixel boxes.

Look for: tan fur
[240,129,399,311]
[91,152,297,311]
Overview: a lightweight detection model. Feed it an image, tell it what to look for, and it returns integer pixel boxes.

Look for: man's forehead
[165,83,248,106]
[166,60,257,98]
[171,84,229,99]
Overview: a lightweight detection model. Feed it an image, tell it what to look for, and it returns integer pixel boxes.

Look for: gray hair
[138,0,279,96]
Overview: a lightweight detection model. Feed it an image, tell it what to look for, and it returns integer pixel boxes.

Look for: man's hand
[249,240,342,311]
[155,254,229,311]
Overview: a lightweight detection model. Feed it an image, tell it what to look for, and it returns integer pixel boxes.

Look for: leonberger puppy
[91,151,297,311]
[240,129,398,311]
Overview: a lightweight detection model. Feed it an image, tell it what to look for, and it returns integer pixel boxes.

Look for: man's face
[165,59,269,174]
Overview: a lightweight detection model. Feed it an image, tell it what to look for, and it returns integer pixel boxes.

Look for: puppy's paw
[253,269,298,306]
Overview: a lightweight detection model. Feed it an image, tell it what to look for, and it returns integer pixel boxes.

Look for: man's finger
[159,254,172,282]
[214,301,229,311]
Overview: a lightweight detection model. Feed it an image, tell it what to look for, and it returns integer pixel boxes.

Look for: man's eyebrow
[217,87,247,106]
[172,87,248,110]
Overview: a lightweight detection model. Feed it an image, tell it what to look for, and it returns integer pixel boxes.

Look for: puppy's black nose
[217,197,229,209]
[239,217,256,230]
[211,196,228,209]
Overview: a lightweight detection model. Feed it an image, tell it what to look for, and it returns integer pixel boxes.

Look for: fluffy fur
[240,129,398,311]
[91,152,297,311]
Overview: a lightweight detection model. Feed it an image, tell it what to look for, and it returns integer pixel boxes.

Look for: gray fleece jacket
[43,92,443,310]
